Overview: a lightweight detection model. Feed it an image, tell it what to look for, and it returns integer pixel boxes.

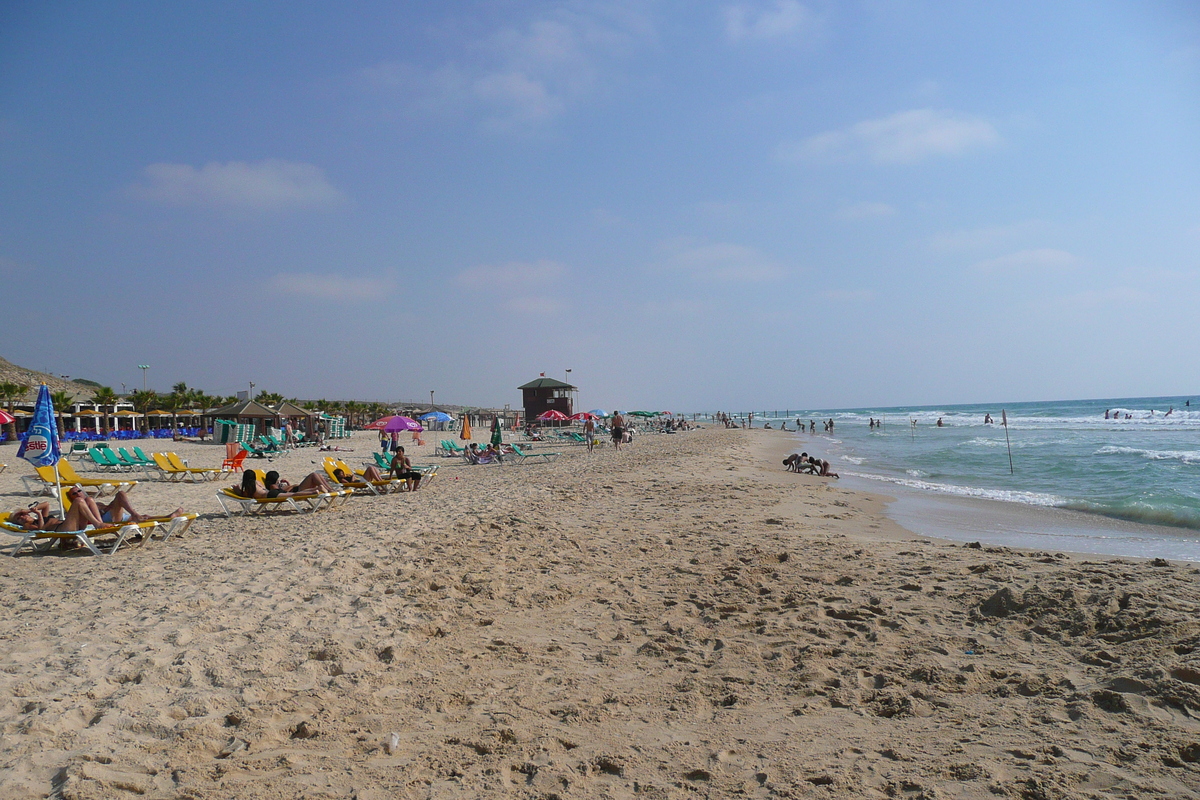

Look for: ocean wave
[844,472,1066,507]
[906,469,928,478]
[841,455,864,465]
[1094,446,1200,465]
[1063,500,1200,531]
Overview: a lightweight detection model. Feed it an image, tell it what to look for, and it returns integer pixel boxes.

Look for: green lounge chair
[509,443,561,464]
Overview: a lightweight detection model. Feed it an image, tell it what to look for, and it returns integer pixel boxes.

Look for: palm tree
[49,390,75,437]
[92,386,118,437]
[129,389,158,434]
[0,381,28,444]
[256,391,284,407]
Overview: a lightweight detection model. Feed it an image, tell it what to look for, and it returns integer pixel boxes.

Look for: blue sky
[2,1,1197,411]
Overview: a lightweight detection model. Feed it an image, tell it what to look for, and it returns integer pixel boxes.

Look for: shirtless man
[611,412,625,451]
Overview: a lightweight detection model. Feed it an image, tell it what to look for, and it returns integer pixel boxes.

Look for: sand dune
[1,429,1198,798]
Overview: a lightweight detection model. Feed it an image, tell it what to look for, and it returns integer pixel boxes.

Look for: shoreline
[1,428,1199,798]
[764,428,1200,565]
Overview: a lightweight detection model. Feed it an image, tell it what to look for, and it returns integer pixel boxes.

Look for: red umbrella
[537,410,569,421]
[0,410,14,425]
[365,416,393,431]
[569,412,598,421]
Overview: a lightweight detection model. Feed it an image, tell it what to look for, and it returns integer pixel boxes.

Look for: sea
[748,396,1200,562]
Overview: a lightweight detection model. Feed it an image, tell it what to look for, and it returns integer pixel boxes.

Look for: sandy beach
[2,428,1199,799]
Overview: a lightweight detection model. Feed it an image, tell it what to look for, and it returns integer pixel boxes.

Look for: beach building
[518,376,575,423]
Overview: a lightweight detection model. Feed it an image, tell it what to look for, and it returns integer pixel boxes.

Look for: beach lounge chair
[88,448,119,472]
[167,452,226,480]
[508,443,561,464]
[0,511,165,557]
[335,457,405,493]
[24,462,136,497]
[438,440,467,457]
[215,487,347,516]
[150,452,211,482]
[119,447,154,467]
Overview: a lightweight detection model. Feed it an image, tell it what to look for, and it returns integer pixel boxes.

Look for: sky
[1,1,1197,412]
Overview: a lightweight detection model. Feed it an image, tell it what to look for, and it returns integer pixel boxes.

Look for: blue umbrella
[18,384,64,513]
[419,411,453,422]
[588,409,609,418]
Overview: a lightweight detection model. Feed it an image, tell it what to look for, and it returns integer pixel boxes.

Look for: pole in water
[1002,409,1014,474]
[910,418,915,441]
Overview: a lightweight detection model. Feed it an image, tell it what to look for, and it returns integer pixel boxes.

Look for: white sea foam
[906,469,928,478]
[842,455,864,465]
[845,471,1066,507]
[1095,446,1200,465]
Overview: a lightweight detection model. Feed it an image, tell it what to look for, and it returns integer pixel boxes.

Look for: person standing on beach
[584,417,596,452]
[379,430,390,454]
[611,412,625,450]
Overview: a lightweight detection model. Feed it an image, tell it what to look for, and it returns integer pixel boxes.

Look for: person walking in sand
[611,412,625,450]
[584,417,596,452]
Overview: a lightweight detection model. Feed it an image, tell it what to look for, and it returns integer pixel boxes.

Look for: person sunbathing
[10,487,181,532]
[388,446,423,491]
[262,470,334,497]
[331,466,387,485]
[233,469,267,498]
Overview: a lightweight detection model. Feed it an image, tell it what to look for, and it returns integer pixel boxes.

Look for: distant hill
[0,356,99,401]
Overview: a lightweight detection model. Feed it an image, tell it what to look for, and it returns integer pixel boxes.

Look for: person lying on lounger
[10,487,182,532]
[331,466,387,485]
[262,470,335,497]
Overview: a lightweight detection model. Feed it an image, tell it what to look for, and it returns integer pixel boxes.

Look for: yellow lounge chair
[325,457,402,494]
[215,487,347,516]
[0,511,157,557]
[166,452,225,481]
[24,462,136,498]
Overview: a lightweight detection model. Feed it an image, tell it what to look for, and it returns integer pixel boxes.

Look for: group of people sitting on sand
[783,452,838,478]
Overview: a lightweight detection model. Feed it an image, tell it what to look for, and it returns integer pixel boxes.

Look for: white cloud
[271,273,392,301]
[359,6,654,132]
[835,201,895,220]
[657,239,784,281]
[780,109,1001,164]
[456,259,566,288]
[972,248,1078,274]
[725,1,815,42]
[129,159,345,210]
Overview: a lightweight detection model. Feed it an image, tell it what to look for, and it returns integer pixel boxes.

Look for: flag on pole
[17,384,61,468]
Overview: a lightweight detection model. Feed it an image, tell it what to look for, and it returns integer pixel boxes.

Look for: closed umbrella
[460,414,472,441]
[490,415,502,446]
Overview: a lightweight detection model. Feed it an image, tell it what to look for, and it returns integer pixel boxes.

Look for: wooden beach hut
[518,377,575,425]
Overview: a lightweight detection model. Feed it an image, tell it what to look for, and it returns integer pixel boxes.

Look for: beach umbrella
[17,385,63,513]
[365,416,393,431]
[628,410,657,417]
[419,411,453,422]
[490,415,502,446]
[460,414,472,441]
[588,409,609,418]
[383,415,423,432]
[569,412,598,421]
[0,410,13,425]
[537,410,569,421]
